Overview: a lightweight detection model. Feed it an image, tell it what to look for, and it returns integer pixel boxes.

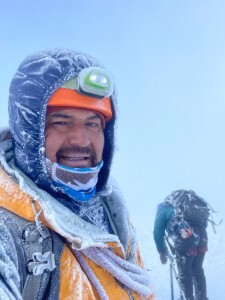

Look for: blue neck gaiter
[46,159,103,201]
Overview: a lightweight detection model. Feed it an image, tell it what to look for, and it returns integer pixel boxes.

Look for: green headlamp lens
[61,67,114,98]
[85,72,109,89]
[78,67,114,98]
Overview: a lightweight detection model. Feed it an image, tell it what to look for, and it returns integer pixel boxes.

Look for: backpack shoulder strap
[0,208,55,300]
[21,221,55,300]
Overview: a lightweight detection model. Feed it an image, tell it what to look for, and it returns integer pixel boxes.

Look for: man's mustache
[57,146,92,156]
[56,146,97,164]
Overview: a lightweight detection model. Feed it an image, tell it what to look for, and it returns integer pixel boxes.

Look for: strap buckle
[28,252,56,275]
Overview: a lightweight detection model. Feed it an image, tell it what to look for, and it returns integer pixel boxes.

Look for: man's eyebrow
[48,113,72,119]
[47,112,101,120]
[87,114,101,120]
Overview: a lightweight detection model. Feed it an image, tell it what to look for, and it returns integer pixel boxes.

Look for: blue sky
[1,0,225,223]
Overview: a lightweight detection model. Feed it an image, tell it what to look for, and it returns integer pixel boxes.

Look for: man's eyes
[48,120,102,129]
[51,121,70,126]
[85,122,101,127]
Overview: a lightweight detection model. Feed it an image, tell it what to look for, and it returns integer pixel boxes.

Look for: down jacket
[153,203,175,253]
[0,49,153,299]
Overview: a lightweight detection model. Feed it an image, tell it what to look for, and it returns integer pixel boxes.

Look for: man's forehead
[47,107,100,118]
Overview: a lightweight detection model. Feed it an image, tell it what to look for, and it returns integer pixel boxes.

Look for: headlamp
[62,67,114,98]
[48,67,113,122]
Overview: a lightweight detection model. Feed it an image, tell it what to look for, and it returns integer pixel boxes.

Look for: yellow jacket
[0,146,154,300]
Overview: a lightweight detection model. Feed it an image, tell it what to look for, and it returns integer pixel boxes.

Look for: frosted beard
[46,158,103,201]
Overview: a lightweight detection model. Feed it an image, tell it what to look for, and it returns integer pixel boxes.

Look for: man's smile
[57,147,95,167]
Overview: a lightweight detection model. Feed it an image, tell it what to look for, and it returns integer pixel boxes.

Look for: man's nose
[67,124,90,147]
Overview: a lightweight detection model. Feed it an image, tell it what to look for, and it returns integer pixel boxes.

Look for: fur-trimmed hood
[8,49,117,195]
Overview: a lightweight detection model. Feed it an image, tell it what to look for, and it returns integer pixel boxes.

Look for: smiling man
[45,109,104,168]
[0,49,153,299]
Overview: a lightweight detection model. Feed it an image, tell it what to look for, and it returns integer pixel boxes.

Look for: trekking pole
[165,235,186,300]
[169,262,174,300]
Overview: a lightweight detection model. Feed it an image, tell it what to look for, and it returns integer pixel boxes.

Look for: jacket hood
[8,49,117,194]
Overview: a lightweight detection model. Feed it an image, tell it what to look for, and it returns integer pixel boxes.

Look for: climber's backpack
[170,192,210,227]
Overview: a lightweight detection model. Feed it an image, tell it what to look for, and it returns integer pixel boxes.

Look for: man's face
[45,108,104,168]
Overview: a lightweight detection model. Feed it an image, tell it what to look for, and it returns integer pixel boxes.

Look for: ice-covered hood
[8,49,117,194]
